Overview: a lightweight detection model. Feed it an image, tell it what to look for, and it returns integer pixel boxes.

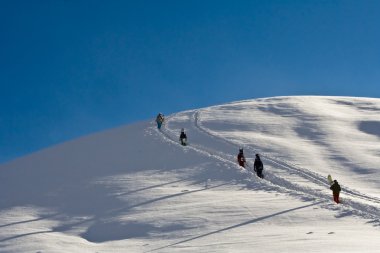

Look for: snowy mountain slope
[1,96,380,253]
[197,96,380,194]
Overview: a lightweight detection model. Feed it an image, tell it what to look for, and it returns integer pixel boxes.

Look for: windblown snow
[1,96,380,253]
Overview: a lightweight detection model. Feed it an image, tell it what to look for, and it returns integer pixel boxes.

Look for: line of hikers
[237,148,264,178]
[156,113,341,203]
[156,113,187,146]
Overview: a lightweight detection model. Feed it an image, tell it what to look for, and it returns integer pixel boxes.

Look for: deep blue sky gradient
[1,0,380,163]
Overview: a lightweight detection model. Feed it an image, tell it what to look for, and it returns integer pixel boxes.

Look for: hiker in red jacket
[237,148,246,168]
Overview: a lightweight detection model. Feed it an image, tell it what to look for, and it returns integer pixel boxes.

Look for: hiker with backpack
[330,180,341,204]
[254,154,264,178]
[237,148,246,168]
[156,113,164,129]
[179,128,187,146]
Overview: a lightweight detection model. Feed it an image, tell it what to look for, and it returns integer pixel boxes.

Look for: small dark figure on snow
[254,154,264,178]
[330,180,341,204]
[237,148,246,168]
[179,128,187,146]
[156,113,165,129]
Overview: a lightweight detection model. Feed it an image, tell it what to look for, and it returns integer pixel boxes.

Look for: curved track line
[157,112,380,222]
[194,110,380,205]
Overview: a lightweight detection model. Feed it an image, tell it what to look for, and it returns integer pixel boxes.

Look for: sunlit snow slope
[1,96,380,253]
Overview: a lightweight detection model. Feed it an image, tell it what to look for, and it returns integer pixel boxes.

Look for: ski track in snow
[158,110,380,226]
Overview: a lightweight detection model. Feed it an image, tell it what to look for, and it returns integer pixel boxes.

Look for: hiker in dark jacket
[253,154,264,178]
[179,128,187,146]
[330,180,341,204]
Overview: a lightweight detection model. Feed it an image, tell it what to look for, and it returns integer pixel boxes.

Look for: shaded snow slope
[197,96,380,197]
[1,96,380,253]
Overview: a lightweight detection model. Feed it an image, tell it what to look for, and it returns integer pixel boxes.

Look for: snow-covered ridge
[1,96,380,252]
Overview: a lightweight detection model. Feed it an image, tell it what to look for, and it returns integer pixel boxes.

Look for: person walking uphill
[237,148,246,168]
[254,154,264,178]
[330,180,341,204]
[179,128,187,146]
[156,113,165,129]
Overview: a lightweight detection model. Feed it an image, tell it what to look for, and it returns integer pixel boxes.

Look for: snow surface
[1,96,380,253]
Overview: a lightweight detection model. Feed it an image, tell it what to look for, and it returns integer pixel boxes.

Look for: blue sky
[1,0,380,163]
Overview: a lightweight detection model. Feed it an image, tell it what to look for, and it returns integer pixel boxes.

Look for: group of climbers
[156,113,187,146]
[155,113,341,204]
[237,148,264,179]
[238,148,341,202]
